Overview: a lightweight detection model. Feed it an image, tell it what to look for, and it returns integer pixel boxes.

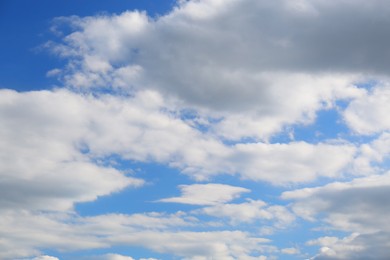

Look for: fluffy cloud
[351,132,390,175]
[81,212,195,231]
[108,230,273,260]
[283,172,390,258]
[81,254,139,260]
[0,210,193,259]
[283,172,390,231]
[200,199,295,227]
[5,0,390,258]
[219,141,356,184]
[31,256,60,260]
[158,183,250,205]
[308,233,390,260]
[344,83,390,134]
[48,0,373,140]
[53,0,390,74]
[281,247,300,255]
[0,85,354,259]
[92,254,135,260]
[0,88,356,199]
[0,89,143,212]
[0,210,272,260]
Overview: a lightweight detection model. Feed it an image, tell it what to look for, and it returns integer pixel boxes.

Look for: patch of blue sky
[178,108,224,134]
[76,153,296,215]
[353,78,379,92]
[271,107,350,144]
[271,97,383,149]
[75,160,199,216]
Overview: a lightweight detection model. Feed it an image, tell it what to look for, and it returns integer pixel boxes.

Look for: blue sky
[2,1,390,260]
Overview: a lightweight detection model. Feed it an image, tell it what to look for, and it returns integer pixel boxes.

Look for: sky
[1,0,390,259]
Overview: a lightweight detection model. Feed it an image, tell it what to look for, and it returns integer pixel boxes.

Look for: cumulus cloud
[31,256,60,260]
[81,212,195,231]
[0,86,358,258]
[81,253,135,260]
[0,87,356,220]
[283,172,390,258]
[108,230,273,260]
[0,89,144,212]
[344,83,390,134]
[48,0,372,140]
[0,210,195,259]
[283,172,390,231]
[218,141,356,184]
[4,0,390,259]
[351,132,390,175]
[158,183,250,205]
[308,233,390,260]
[200,199,295,227]
[0,210,272,260]
[281,247,300,255]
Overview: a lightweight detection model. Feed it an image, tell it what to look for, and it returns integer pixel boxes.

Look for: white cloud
[308,232,390,260]
[108,230,273,260]
[200,199,295,227]
[282,171,390,231]
[31,256,60,260]
[5,0,390,258]
[158,183,250,205]
[0,86,359,234]
[0,211,105,259]
[0,89,143,212]
[0,210,272,260]
[220,141,356,184]
[281,247,300,255]
[351,132,390,175]
[83,253,135,260]
[81,212,195,231]
[0,210,193,259]
[48,0,373,140]
[344,83,390,134]
[201,199,269,223]
[283,172,390,259]
[1,85,336,258]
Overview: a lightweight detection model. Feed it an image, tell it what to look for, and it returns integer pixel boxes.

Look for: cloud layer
[3,0,390,259]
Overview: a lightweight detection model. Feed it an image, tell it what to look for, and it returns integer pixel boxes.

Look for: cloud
[0,89,143,212]
[108,230,273,260]
[0,211,106,259]
[81,253,135,260]
[0,210,193,259]
[351,132,390,175]
[1,84,337,258]
[200,199,295,227]
[103,255,135,260]
[5,0,390,258]
[48,0,372,140]
[158,183,250,205]
[217,141,356,184]
[0,210,272,260]
[282,172,390,231]
[282,172,390,258]
[81,212,195,231]
[281,247,300,255]
[344,83,390,134]
[308,233,390,260]
[31,256,60,260]
[0,86,359,235]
